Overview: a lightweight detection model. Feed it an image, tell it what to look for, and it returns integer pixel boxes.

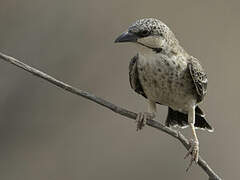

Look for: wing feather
[188,56,208,102]
[129,55,147,98]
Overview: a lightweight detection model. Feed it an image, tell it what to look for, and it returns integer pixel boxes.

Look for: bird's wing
[188,56,208,102]
[129,54,147,98]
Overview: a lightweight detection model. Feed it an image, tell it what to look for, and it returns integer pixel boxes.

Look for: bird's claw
[184,139,199,171]
[135,112,155,131]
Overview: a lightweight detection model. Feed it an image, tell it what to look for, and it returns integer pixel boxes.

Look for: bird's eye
[140,30,150,37]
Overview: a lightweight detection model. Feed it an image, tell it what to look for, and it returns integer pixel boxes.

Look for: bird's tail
[165,107,213,132]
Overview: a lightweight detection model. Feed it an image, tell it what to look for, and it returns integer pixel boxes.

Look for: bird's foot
[184,139,199,171]
[135,112,155,131]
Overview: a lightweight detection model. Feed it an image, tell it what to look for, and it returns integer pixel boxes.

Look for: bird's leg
[185,106,199,171]
[136,100,156,131]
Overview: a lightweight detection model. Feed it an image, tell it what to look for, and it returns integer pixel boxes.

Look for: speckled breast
[137,53,196,112]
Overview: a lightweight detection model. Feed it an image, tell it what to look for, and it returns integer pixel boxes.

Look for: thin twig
[0,52,222,180]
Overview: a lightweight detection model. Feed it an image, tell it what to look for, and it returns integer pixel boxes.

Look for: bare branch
[0,52,222,180]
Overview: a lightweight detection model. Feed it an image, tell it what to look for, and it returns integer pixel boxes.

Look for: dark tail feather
[165,107,213,132]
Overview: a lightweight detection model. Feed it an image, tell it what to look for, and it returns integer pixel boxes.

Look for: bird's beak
[115,31,138,43]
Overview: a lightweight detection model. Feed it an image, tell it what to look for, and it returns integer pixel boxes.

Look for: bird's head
[115,18,179,54]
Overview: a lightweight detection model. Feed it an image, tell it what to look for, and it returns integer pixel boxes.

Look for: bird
[114,18,213,169]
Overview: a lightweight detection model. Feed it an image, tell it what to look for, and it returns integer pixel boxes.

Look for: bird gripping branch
[115,18,213,170]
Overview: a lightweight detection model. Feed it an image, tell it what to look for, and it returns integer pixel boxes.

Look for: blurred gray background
[0,0,239,179]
